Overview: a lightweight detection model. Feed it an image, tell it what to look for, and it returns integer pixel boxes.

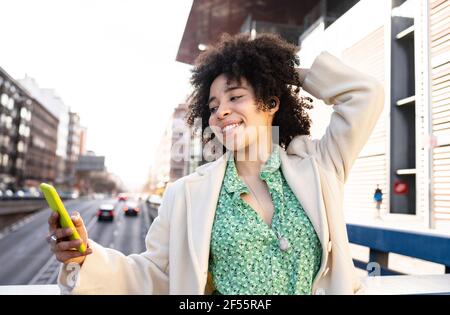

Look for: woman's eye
[209,106,218,113]
[230,95,243,102]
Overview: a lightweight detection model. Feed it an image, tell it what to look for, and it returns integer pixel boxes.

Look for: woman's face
[207,74,277,153]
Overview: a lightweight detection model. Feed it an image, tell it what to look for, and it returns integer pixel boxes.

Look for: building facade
[170,103,190,182]
[65,112,82,187]
[296,0,450,231]
[23,97,58,185]
[177,0,450,232]
[0,68,32,190]
[79,126,87,156]
[145,102,204,194]
[145,118,172,195]
[19,76,70,189]
[429,0,450,229]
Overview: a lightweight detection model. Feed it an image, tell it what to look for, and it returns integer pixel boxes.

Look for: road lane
[0,197,156,285]
[0,199,100,285]
[115,201,146,255]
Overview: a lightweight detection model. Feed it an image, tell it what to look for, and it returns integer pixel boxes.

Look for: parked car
[14,190,25,198]
[123,201,140,216]
[24,187,41,198]
[97,204,115,222]
[5,190,14,198]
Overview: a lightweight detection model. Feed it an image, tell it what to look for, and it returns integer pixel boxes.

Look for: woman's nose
[217,105,231,119]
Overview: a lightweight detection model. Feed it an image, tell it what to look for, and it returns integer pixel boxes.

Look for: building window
[7,97,14,110]
[18,141,24,153]
[5,116,12,129]
[2,154,8,167]
[20,107,31,121]
[0,114,12,129]
[19,123,27,136]
[32,136,46,149]
[1,135,10,147]
[1,93,8,107]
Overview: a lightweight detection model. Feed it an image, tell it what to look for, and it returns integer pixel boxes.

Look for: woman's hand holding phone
[47,211,92,265]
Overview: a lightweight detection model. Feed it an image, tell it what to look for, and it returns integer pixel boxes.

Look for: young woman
[48,33,384,295]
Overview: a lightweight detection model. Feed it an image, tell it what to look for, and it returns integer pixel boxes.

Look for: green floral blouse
[208,145,322,295]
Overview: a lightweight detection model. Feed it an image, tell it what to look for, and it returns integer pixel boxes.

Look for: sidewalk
[346,213,449,276]
[346,213,450,236]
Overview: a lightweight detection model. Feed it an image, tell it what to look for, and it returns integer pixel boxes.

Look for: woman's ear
[268,96,280,115]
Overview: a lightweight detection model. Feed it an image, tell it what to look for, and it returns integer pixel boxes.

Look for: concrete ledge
[1,275,450,295]
[0,200,48,215]
[0,285,60,295]
[360,274,450,295]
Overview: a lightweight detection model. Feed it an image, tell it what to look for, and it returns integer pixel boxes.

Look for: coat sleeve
[57,185,175,294]
[300,51,385,183]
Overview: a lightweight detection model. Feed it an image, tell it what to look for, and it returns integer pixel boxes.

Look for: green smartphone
[39,183,86,254]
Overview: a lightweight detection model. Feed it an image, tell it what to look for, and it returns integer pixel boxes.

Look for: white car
[146,195,162,208]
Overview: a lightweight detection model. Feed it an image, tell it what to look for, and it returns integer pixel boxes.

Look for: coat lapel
[279,149,329,250]
[184,147,329,290]
[184,151,231,286]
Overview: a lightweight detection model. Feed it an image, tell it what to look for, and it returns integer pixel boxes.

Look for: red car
[117,193,128,201]
[123,201,140,216]
[97,204,115,222]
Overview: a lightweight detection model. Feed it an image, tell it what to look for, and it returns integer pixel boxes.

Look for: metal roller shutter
[430,0,450,228]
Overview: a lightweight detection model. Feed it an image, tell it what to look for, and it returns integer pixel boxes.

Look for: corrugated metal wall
[430,0,450,227]
[417,0,429,223]
[341,26,387,220]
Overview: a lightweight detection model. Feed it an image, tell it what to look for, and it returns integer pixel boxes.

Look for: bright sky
[0,0,194,192]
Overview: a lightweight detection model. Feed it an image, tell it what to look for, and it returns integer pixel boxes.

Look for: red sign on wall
[394,180,409,195]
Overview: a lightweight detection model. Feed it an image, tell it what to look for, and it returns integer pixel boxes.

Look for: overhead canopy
[176,0,319,65]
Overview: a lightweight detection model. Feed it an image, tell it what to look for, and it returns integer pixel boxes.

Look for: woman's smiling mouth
[221,121,243,135]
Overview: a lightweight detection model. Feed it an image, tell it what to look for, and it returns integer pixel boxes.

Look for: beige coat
[58,51,384,295]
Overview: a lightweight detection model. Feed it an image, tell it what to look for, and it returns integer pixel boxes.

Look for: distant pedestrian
[373,184,383,219]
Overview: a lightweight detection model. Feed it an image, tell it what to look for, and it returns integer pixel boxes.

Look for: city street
[0,198,157,285]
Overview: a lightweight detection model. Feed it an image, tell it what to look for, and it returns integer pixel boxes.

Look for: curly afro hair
[186,32,313,150]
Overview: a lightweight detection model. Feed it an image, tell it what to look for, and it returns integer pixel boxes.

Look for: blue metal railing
[347,223,450,276]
